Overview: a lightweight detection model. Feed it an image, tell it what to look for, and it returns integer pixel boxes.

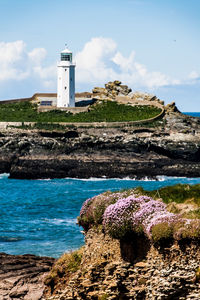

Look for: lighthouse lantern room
[57,47,75,107]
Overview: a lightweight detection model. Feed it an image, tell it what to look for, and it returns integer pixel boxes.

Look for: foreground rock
[43,229,200,300]
[0,253,55,300]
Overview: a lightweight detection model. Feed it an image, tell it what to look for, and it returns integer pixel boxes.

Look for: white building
[57,48,75,107]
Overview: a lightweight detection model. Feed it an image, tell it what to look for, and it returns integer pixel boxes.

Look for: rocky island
[0,81,199,180]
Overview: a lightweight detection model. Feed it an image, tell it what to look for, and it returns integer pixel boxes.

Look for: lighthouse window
[65,86,67,90]
[61,53,71,61]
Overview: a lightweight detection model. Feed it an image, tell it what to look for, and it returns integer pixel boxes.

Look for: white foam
[0,173,9,179]
[43,218,77,226]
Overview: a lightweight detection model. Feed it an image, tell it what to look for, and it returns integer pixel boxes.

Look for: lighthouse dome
[61,48,72,54]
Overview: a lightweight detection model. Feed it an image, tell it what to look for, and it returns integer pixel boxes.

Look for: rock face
[43,229,200,300]
[0,112,199,179]
[0,253,55,300]
[92,80,132,99]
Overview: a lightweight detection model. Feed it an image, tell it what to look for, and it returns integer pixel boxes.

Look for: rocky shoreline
[0,110,199,179]
[0,253,55,300]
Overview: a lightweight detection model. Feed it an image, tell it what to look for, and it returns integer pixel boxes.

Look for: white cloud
[188,71,199,80]
[0,40,56,88]
[0,40,30,81]
[0,38,199,96]
[75,37,183,90]
[28,48,47,65]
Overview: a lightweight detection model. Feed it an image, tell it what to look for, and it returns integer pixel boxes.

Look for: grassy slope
[0,101,161,122]
[135,184,200,206]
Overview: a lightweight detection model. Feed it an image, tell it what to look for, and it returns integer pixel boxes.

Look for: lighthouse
[57,47,75,107]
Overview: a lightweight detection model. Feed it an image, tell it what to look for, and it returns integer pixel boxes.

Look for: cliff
[0,110,199,179]
[43,229,200,300]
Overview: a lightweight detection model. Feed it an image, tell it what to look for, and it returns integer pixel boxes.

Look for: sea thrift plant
[78,190,136,230]
[132,199,167,233]
[145,212,179,238]
[78,188,200,244]
[103,195,147,239]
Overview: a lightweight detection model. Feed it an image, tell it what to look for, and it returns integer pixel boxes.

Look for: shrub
[103,195,148,239]
[78,191,136,230]
[174,219,200,240]
[146,212,179,238]
[132,199,166,233]
[151,222,174,243]
[78,186,200,245]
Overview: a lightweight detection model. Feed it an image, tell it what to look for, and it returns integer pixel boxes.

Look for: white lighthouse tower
[57,47,75,107]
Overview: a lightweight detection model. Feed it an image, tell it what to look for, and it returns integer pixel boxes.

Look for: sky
[0,0,200,111]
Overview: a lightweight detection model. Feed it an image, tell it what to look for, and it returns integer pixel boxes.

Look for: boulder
[165,101,179,113]
[92,81,132,100]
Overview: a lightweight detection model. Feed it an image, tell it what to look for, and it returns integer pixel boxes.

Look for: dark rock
[0,111,199,179]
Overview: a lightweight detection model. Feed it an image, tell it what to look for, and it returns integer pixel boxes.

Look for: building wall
[57,62,75,108]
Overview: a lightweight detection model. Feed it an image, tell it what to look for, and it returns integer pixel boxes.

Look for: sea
[183,112,200,117]
[0,111,199,258]
[0,174,200,258]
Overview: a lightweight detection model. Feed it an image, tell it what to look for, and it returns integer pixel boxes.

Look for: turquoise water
[0,174,200,258]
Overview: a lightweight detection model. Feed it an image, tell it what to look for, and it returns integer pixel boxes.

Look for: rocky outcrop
[128,91,165,106]
[0,112,199,179]
[92,81,165,108]
[92,80,132,99]
[43,229,200,300]
[0,253,55,300]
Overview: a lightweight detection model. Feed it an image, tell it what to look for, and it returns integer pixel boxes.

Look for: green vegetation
[0,100,161,123]
[151,222,173,243]
[45,248,83,289]
[135,184,200,206]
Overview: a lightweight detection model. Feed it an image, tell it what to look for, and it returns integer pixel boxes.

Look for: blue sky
[0,0,199,111]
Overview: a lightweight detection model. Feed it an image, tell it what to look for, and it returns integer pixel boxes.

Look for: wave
[42,218,77,226]
[0,173,9,179]
[65,176,162,182]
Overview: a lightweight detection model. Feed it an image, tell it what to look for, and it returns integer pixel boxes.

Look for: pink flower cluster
[132,200,169,236]
[78,190,137,230]
[132,199,180,238]
[103,196,182,240]
[103,195,150,238]
[145,212,179,237]
[80,197,93,217]
[79,191,199,242]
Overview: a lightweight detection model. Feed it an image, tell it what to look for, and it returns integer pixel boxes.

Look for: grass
[0,100,162,123]
[134,184,200,206]
[44,248,83,292]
